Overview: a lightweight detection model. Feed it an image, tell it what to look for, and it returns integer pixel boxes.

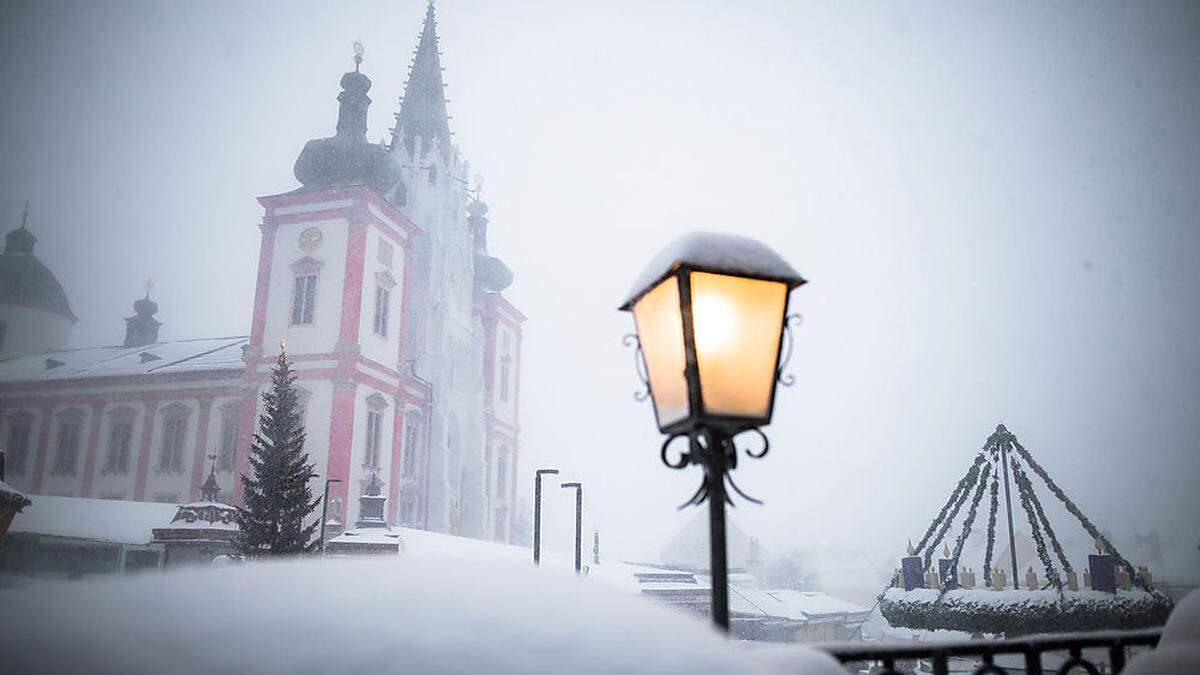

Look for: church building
[0,5,524,543]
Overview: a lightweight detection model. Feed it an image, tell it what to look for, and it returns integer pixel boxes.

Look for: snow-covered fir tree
[239,346,320,556]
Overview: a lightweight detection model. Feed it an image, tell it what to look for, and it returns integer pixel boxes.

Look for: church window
[373,285,390,337]
[52,413,83,475]
[4,413,33,475]
[364,410,383,468]
[427,165,438,186]
[218,409,239,471]
[500,357,511,402]
[159,415,188,471]
[291,274,318,325]
[104,417,134,474]
[495,450,509,498]
[378,239,394,267]
[402,414,420,477]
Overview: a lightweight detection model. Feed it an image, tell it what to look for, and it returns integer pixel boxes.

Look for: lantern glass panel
[632,275,690,429]
[690,271,788,421]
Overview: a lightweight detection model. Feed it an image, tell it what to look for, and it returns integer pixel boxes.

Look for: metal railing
[822,628,1161,674]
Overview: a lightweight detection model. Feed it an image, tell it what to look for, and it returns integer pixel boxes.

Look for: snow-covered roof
[329,527,402,547]
[0,557,847,675]
[756,590,871,619]
[660,509,757,571]
[8,493,178,545]
[0,335,248,384]
[0,478,31,510]
[621,232,806,309]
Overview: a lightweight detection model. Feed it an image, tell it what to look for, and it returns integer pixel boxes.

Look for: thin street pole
[533,468,558,565]
[999,434,1020,586]
[706,454,730,632]
[562,482,582,574]
[320,478,341,555]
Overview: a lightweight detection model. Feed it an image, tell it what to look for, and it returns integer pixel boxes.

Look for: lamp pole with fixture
[620,231,806,631]
[319,478,342,555]
[561,481,582,575]
[532,468,559,565]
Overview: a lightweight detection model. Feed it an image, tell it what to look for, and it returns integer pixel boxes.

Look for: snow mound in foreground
[0,555,843,675]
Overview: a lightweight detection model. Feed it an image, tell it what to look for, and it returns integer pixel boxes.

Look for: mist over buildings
[1,0,1198,590]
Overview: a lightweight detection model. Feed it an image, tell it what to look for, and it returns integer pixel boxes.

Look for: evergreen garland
[982,474,998,588]
[945,462,991,592]
[1010,439,1144,589]
[879,588,1174,637]
[923,459,982,571]
[913,453,985,557]
[1011,458,1062,590]
[238,348,321,557]
[1013,460,1072,574]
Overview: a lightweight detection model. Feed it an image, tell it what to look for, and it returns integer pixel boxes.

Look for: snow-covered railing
[820,627,1161,674]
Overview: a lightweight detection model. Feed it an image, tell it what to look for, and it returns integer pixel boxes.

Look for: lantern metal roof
[620,232,806,310]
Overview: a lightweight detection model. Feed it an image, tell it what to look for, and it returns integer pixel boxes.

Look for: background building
[0,4,523,543]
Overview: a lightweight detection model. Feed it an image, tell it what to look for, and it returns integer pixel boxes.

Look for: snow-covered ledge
[0,556,847,675]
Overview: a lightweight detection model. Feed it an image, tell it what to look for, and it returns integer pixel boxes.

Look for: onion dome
[293,43,402,197]
[124,284,161,348]
[0,204,76,322]
[466,199,513,292]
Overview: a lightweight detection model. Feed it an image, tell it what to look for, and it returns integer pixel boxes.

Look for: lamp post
[620,231,806,632]
[319,478,342,555]
[561,481,582,574]
[532,468,559,565]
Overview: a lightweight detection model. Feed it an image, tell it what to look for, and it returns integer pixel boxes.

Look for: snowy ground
[0,554,846,675]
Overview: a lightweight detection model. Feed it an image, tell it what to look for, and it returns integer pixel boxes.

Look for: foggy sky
[2,1,1198,574]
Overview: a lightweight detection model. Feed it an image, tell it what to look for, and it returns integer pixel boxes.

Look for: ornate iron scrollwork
[660,427,771,509]
[622,333,651,401]
[776,313,804,386]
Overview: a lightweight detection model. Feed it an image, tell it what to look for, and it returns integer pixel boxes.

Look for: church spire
[393,2,452,159]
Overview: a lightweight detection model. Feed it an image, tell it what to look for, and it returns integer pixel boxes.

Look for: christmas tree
[238,345,320,556]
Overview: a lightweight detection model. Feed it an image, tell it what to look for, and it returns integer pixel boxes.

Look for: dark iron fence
[822,628,1160,674]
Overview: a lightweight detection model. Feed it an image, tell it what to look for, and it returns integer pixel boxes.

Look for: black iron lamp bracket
[661,426,770,509]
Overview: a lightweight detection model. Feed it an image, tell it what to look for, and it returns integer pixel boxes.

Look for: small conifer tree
[238,346,320,556]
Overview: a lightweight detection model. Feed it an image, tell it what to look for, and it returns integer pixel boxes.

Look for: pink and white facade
[0,5,524,543]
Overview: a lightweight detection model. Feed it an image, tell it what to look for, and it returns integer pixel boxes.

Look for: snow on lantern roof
[620,231,806,310]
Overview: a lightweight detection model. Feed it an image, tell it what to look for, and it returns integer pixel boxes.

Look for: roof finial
[353,39,364,73]
[20,201,30,230]
[144,277,154,299]
[280,336,286,354]
[200,452,221,502]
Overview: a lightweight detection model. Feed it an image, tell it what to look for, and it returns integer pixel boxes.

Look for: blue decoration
[902,555,924,591]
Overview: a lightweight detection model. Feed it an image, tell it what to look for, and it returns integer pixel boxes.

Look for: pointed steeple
[393,2,452,160]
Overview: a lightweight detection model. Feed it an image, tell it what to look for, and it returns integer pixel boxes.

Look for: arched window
[495,448,509,498]
[104,406,137,474]
[52,408,85,475]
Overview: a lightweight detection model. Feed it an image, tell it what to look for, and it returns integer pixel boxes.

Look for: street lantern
[620,232,806,435]
[620,231,806,632]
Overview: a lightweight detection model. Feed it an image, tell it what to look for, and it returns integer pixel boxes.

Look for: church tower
[236,46,421,531]
[385,3,524,540]
[237,5,524,542]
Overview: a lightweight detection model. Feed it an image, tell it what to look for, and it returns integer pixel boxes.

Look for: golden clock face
[298,227,323,253]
